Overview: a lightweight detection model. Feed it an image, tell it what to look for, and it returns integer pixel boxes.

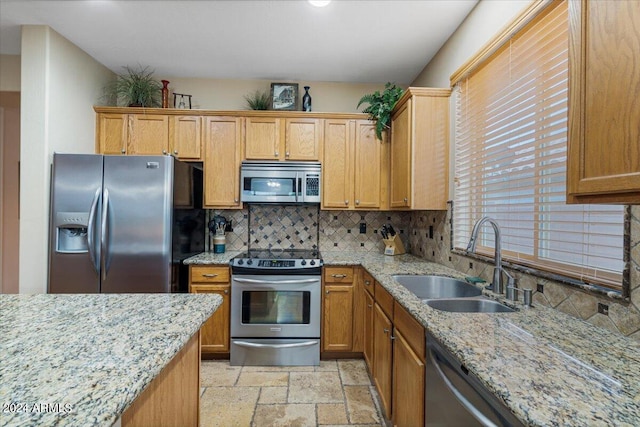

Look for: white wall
[19,25,114,294]
[141,77,385,113]
[411,0,532,87]
[0,55,21,91]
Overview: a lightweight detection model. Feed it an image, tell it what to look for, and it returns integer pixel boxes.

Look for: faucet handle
[506,285,533,307]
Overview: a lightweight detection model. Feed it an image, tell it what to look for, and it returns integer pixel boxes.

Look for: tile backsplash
[205,207,411,253]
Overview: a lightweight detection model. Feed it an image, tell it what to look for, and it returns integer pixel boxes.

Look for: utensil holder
[383,235,405,256]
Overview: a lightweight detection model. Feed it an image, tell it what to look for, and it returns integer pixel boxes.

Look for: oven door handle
[233,340,318,349]
[233,278,319,285]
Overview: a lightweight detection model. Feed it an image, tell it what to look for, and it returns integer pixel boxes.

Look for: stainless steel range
[230,249,323,366]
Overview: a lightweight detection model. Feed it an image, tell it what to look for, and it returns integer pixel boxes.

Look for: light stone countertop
[186,250,640,426]
[0,293,222,427]
[183,250,241,265]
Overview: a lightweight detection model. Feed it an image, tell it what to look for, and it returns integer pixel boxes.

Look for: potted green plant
[357,82,405,140]
[244,89,271,110]
[103,65,163,107]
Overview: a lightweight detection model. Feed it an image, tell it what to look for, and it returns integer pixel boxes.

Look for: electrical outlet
[598,303,609,316]
[359,223,366,234]
[537,284,544,293]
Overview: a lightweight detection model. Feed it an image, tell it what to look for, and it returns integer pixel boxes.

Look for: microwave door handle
[295,172,300,203]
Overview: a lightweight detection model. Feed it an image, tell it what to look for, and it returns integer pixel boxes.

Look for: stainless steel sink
[424,298,515,313]
[391,275,482,299]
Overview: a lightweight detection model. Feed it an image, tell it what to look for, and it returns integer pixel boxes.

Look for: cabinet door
[204,117,242,208]
[169,115,202,160]
[322,119,353,208]
[245,117,282,160]
[97,113,127,154]
[190,284,230,353]
[363,290,374,371]
[128,114,169,155]
[567,0,640,203]
[285,118,322,160]
[390,99,411,208]
[392,329,425,427]
[373,303,393,419]
[322,284,354,352]
[354,120,382,209]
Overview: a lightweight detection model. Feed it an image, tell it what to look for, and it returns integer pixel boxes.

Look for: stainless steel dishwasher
[425,332,525,427]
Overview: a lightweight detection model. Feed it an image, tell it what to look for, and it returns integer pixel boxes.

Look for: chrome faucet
[466,216,514,294]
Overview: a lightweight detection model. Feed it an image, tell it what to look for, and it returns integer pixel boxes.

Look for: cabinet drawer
[375,281,394,318]
[324,267,354,283]
[394,301,425,361]
[190,266,230,283]
[362,270,375,296]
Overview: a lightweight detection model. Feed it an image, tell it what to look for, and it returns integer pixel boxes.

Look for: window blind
[453,1,624,290]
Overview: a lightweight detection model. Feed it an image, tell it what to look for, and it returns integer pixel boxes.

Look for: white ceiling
[0,0,478,85]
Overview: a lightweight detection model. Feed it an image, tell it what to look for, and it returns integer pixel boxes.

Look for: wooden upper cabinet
[245,117,322,161]
[322,119,352,208]
[390,87,451,210]
[128,114,169,155]
[203,116,242,209]
[322,119,388,210]
[245,117,282,160]
[97,113,128,154]
[285,118,322,160]
[169,115,202,160]
[567,0,640,204]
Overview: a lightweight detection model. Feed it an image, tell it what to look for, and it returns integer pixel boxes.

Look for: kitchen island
[0,293,222,427]
[188,250,640,426]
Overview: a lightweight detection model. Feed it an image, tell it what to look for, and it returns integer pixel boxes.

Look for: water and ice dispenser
[55,212,90,253]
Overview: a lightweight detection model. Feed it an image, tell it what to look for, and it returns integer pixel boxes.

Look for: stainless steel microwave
[240,161,321,204]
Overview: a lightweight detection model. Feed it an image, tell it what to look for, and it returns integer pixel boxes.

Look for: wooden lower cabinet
[363,288,374,368]
[392,329,425,427]
[322,266,356,352]
[373,303,393,419]
[322,283,354,351]
[189,266,231,354]
[122,332,200,427]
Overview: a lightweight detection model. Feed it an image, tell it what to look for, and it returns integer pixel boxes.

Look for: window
[452,1,624,290]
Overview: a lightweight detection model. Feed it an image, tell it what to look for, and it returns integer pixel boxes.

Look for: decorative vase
[302,86,312,112]
[161,80,170,108]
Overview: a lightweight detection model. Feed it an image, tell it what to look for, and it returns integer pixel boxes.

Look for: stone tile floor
[199,359,384,427]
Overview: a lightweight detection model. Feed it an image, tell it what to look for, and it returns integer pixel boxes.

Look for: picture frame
[270,83,299,111]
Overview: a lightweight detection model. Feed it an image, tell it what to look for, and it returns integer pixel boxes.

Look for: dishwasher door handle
[428,347,498,427]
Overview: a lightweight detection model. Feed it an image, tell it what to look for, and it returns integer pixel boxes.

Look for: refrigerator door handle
[87,187,101,275]
[100,188,110,282]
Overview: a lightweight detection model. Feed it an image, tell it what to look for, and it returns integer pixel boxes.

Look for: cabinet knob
[345,200,349,205]
[224,289,229,294]
[383,328,390,334]
[326,290,330,294]
[162,150,167,155]
[285,151,290,157]
[121,149,126,154]
[173,150,178,155]
[234,198,239,203]
[367,304,373,308]
[275,151,279,157]
[355,200,360,205]
[403,198,408,203]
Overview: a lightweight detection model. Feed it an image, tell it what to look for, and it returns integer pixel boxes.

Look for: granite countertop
[187,250,640,425]
[0,293,222,427]
[183,250,241,265]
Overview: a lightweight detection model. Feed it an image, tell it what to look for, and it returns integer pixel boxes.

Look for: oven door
[231,274,321,338]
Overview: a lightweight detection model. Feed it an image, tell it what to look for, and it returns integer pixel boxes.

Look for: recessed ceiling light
[308,0,331,7]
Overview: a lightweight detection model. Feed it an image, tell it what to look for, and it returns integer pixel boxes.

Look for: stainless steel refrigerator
[48,153,204,293]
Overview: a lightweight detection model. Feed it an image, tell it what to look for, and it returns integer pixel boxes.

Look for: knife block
[383,235,406,256]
